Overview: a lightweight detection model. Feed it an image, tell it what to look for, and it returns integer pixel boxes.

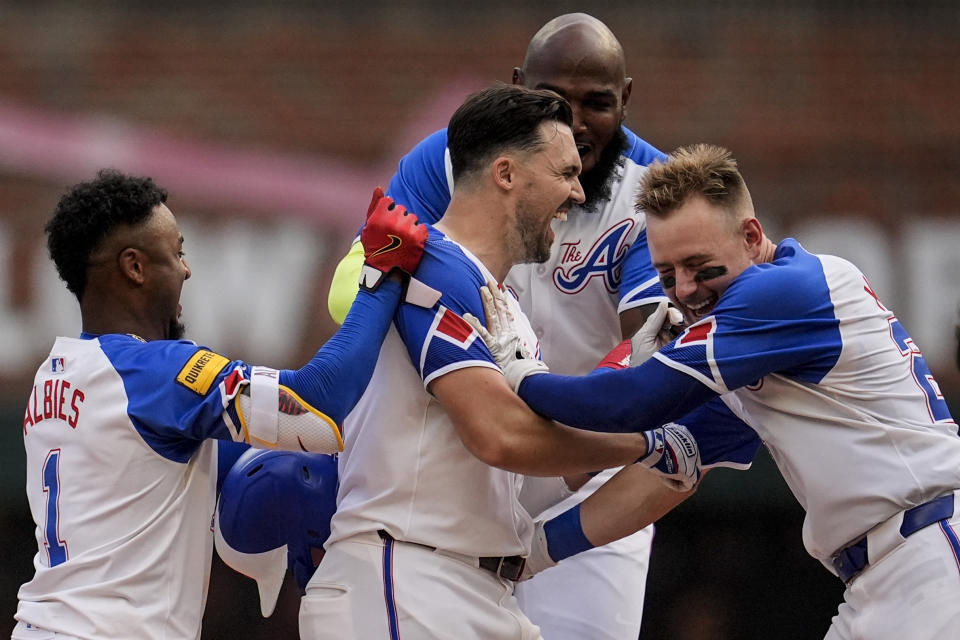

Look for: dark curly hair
[46,169,168,301]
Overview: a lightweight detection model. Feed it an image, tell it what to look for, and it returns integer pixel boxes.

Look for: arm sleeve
[517,244,844,434]
[386,129,453,224]
[326,240,364,325]
[517,357,718,433]
[280,278,403,425]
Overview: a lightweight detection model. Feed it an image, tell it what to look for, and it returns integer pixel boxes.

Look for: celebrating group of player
[13,12,960,640]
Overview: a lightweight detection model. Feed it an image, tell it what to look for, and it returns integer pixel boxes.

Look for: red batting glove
[358,187,429,292]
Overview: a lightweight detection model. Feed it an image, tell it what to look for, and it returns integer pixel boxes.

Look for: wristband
[543,503,595,562]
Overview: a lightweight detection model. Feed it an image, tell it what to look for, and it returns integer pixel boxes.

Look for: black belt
[478,554,526,581]
[378,530,526,581]
[831,493,955,583]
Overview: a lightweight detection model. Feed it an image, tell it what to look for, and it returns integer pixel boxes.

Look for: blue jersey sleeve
[617,228,667,312]
[98,335,251,462]
[618,127,667,311]
[386,129,452,225]
[621,126,667,167]
[394,230,499,387]
[676,399,760,469]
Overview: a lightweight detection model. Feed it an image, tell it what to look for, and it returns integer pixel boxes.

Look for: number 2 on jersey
[866,278,952,424]
[42,448,68,566]
[889,319,952,423]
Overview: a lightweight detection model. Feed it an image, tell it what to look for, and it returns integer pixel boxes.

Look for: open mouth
[575,143,591,158]
[684,297,715,320]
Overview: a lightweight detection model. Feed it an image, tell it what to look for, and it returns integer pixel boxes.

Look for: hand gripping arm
[635,423,701,492]
[628,300,685,366]
[462,282,549,391]
[358,187,429,292]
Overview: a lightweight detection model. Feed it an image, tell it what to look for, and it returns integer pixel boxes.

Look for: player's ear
[621,77,633,117]
[491,156,515,192]
[741,218,765,258]
[512,67,524,85]
[118,247,147,286]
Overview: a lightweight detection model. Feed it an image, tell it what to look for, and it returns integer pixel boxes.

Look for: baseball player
[325,14,703,638]
[300,85,719,640]
[489,144,960,639]
[301,86,759,640]
[13,172,428,640]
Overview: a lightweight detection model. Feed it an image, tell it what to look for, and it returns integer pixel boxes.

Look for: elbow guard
[235,367,344,454]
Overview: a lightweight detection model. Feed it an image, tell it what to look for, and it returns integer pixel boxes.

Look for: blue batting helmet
[214,448,338,616]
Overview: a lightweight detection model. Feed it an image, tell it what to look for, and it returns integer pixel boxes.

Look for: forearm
[434,367,649,476]
[579,463,694,547]
[533,465,698,571]
[495,407,650,476]
[280,278,402,424]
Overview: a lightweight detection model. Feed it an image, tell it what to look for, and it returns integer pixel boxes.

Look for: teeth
[686,300,711,311]
[556,211,568,221]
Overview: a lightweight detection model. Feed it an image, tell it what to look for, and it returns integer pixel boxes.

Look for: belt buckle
[831,537,868,584]
[496,556,526,581]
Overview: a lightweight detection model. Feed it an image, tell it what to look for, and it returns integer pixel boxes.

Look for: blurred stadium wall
[0,2,956,638]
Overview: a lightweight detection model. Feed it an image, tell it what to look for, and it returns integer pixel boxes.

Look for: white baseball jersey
[655,240,960,562]
[382,126,762,640]
[330,227,539,558]
[519,238,960,565]
[17,334,257,640]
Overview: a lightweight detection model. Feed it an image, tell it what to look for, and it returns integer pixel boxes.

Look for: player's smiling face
[510,121,585,264]
[647,195,755,324]
[142,204,191,339]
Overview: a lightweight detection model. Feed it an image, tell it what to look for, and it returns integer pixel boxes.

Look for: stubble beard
[513,199,553,265]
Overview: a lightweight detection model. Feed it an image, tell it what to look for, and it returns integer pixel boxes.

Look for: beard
[513,200,553,264]
[578,128,627,213]
[169,319,186,341]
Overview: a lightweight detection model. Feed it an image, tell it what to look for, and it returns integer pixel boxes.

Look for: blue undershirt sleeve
[518,358,717,433]
[279,278,402,425]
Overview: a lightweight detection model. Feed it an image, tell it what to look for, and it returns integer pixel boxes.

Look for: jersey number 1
[42,449,68,566]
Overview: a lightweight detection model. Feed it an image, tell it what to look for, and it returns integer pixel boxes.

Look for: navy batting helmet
[214,448,338,616]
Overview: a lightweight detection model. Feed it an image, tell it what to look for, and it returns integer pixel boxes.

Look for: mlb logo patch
[51,357,66,373]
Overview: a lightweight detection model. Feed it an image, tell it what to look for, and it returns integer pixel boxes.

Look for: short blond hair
[636,144,752,219]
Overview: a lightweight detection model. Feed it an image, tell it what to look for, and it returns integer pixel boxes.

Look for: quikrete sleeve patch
[176,349,230,395]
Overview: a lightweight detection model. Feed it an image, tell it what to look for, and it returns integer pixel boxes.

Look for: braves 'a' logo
[553,220,634,294]
[370,234,402,257]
